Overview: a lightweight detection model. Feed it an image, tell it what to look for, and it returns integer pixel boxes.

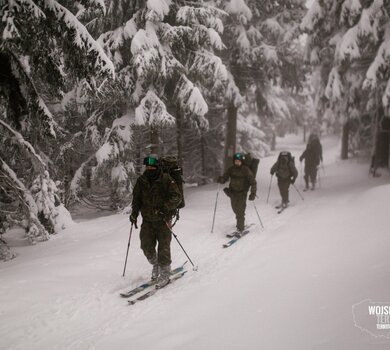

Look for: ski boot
[156,265,171,288]
[148,256,159,281]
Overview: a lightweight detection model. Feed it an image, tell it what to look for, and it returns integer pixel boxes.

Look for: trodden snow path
[1,133,390,350]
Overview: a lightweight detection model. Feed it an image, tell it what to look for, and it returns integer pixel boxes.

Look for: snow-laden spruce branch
[4,0,115,78]
[0,119,46,172]
[0,158,49,243]
[6,50,59,137]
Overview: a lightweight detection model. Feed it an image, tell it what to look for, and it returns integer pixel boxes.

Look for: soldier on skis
[129,155,182,288]
[270,151,298,209]
[299,133,323,191]
[217,153,257,235]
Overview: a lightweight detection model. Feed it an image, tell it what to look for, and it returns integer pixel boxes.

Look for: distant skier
[299,133,323,191]
[217,153,257,235]
[129,155,182,288]
[270,151,298,209]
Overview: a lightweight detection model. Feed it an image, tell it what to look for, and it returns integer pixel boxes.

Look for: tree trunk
[176,106,183,165]
[224,103,237,171]
[200,131,206,185]
[341,120,349,160]
[373,115,390,169]
[150,126,159,155]
[374,131,389,168]
[271,131,276,151]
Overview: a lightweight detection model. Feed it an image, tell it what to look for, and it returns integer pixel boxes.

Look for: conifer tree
[0,0,114,244]
[302,0,390,164]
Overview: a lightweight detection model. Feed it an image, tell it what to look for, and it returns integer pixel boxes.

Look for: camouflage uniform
[299,137,323,190]
[131,169,181,268]
[219,165,257,231]
[270,153,298,206]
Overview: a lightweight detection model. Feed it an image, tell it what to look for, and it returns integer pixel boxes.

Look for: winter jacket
[270,156,298,181]
[131,170,181,222]
[220,165,257,196]
[299,140,323,169]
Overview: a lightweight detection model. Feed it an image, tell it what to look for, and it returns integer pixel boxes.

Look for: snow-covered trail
[1,134,390,350]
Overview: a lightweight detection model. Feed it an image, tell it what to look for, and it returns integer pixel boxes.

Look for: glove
[248,193,256,201]
[270,170,274,175]
[290,177,296,184]
[217,176,225,184]
[155,207,168,218]
[129,213,138,229]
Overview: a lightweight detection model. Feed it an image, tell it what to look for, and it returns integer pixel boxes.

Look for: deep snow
[1,133,390,350]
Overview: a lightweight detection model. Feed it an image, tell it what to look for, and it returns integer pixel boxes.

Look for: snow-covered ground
[1,133,390,350]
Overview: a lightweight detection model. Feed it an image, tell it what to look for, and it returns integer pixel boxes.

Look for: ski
[128,271,187,305]
[226,223,255,238]
[277,206,288,214]
[223,229,250,248]
[120,263,186,298]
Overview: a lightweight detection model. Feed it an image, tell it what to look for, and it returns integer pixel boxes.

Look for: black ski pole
[122,223,134,277]
[165,221,198,271]
[252,201,264,229]
[292,183,304,201]
[318,168,321,188]
[300,162,303,186]
[211,183,220,233]
[321,162,325,175]
[266,175,273,204]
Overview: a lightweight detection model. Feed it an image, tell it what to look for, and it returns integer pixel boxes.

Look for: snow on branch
[175,75,208,118]
[131,25,160,54]
[337,26,360,61]
[325,67,343,100]
[261,18,284,36]
[9,0,45,20]
[146,0,172,22]
[253,44,279,64]
[268,91,291,121]
[78,0,106,14]
[98,17,137,53]
[301,0,323,33]
[0,157,49,243]
[160,23,193,46]
[364,23,390,91]
[9,53,58,137]
[176,6,226,34]
[226,72,244,107]
[340,0,362,26]
[0,119,46,172]
[188,50,228,83]
[42,0,115,78]
[0,158,38,217]
[2,11,20,40]
[207,28,225,50]
[224,0,252,22]
[135,90,175,127]
[337,0,385,62]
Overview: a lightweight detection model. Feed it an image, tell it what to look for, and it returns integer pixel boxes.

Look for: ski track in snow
[1,133,390,350]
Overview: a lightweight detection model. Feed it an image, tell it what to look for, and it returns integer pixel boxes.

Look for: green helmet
[143,155,158,167]
[233,153,243,161]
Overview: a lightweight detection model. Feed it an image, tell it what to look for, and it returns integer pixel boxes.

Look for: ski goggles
[143,156,158,167]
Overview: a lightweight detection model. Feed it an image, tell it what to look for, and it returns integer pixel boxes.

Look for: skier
[299,133,323,191]
[217,152,257,235]
[129,155,182,288]
[270,151,298,209]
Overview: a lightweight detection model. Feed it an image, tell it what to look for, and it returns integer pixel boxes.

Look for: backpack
[277,151,295,179]
[241,153,260,177]
[159,156,185,209]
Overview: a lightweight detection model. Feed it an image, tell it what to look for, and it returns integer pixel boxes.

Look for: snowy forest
[1,0,389,258]
[1,1,390,349]
[0,0,390,252]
